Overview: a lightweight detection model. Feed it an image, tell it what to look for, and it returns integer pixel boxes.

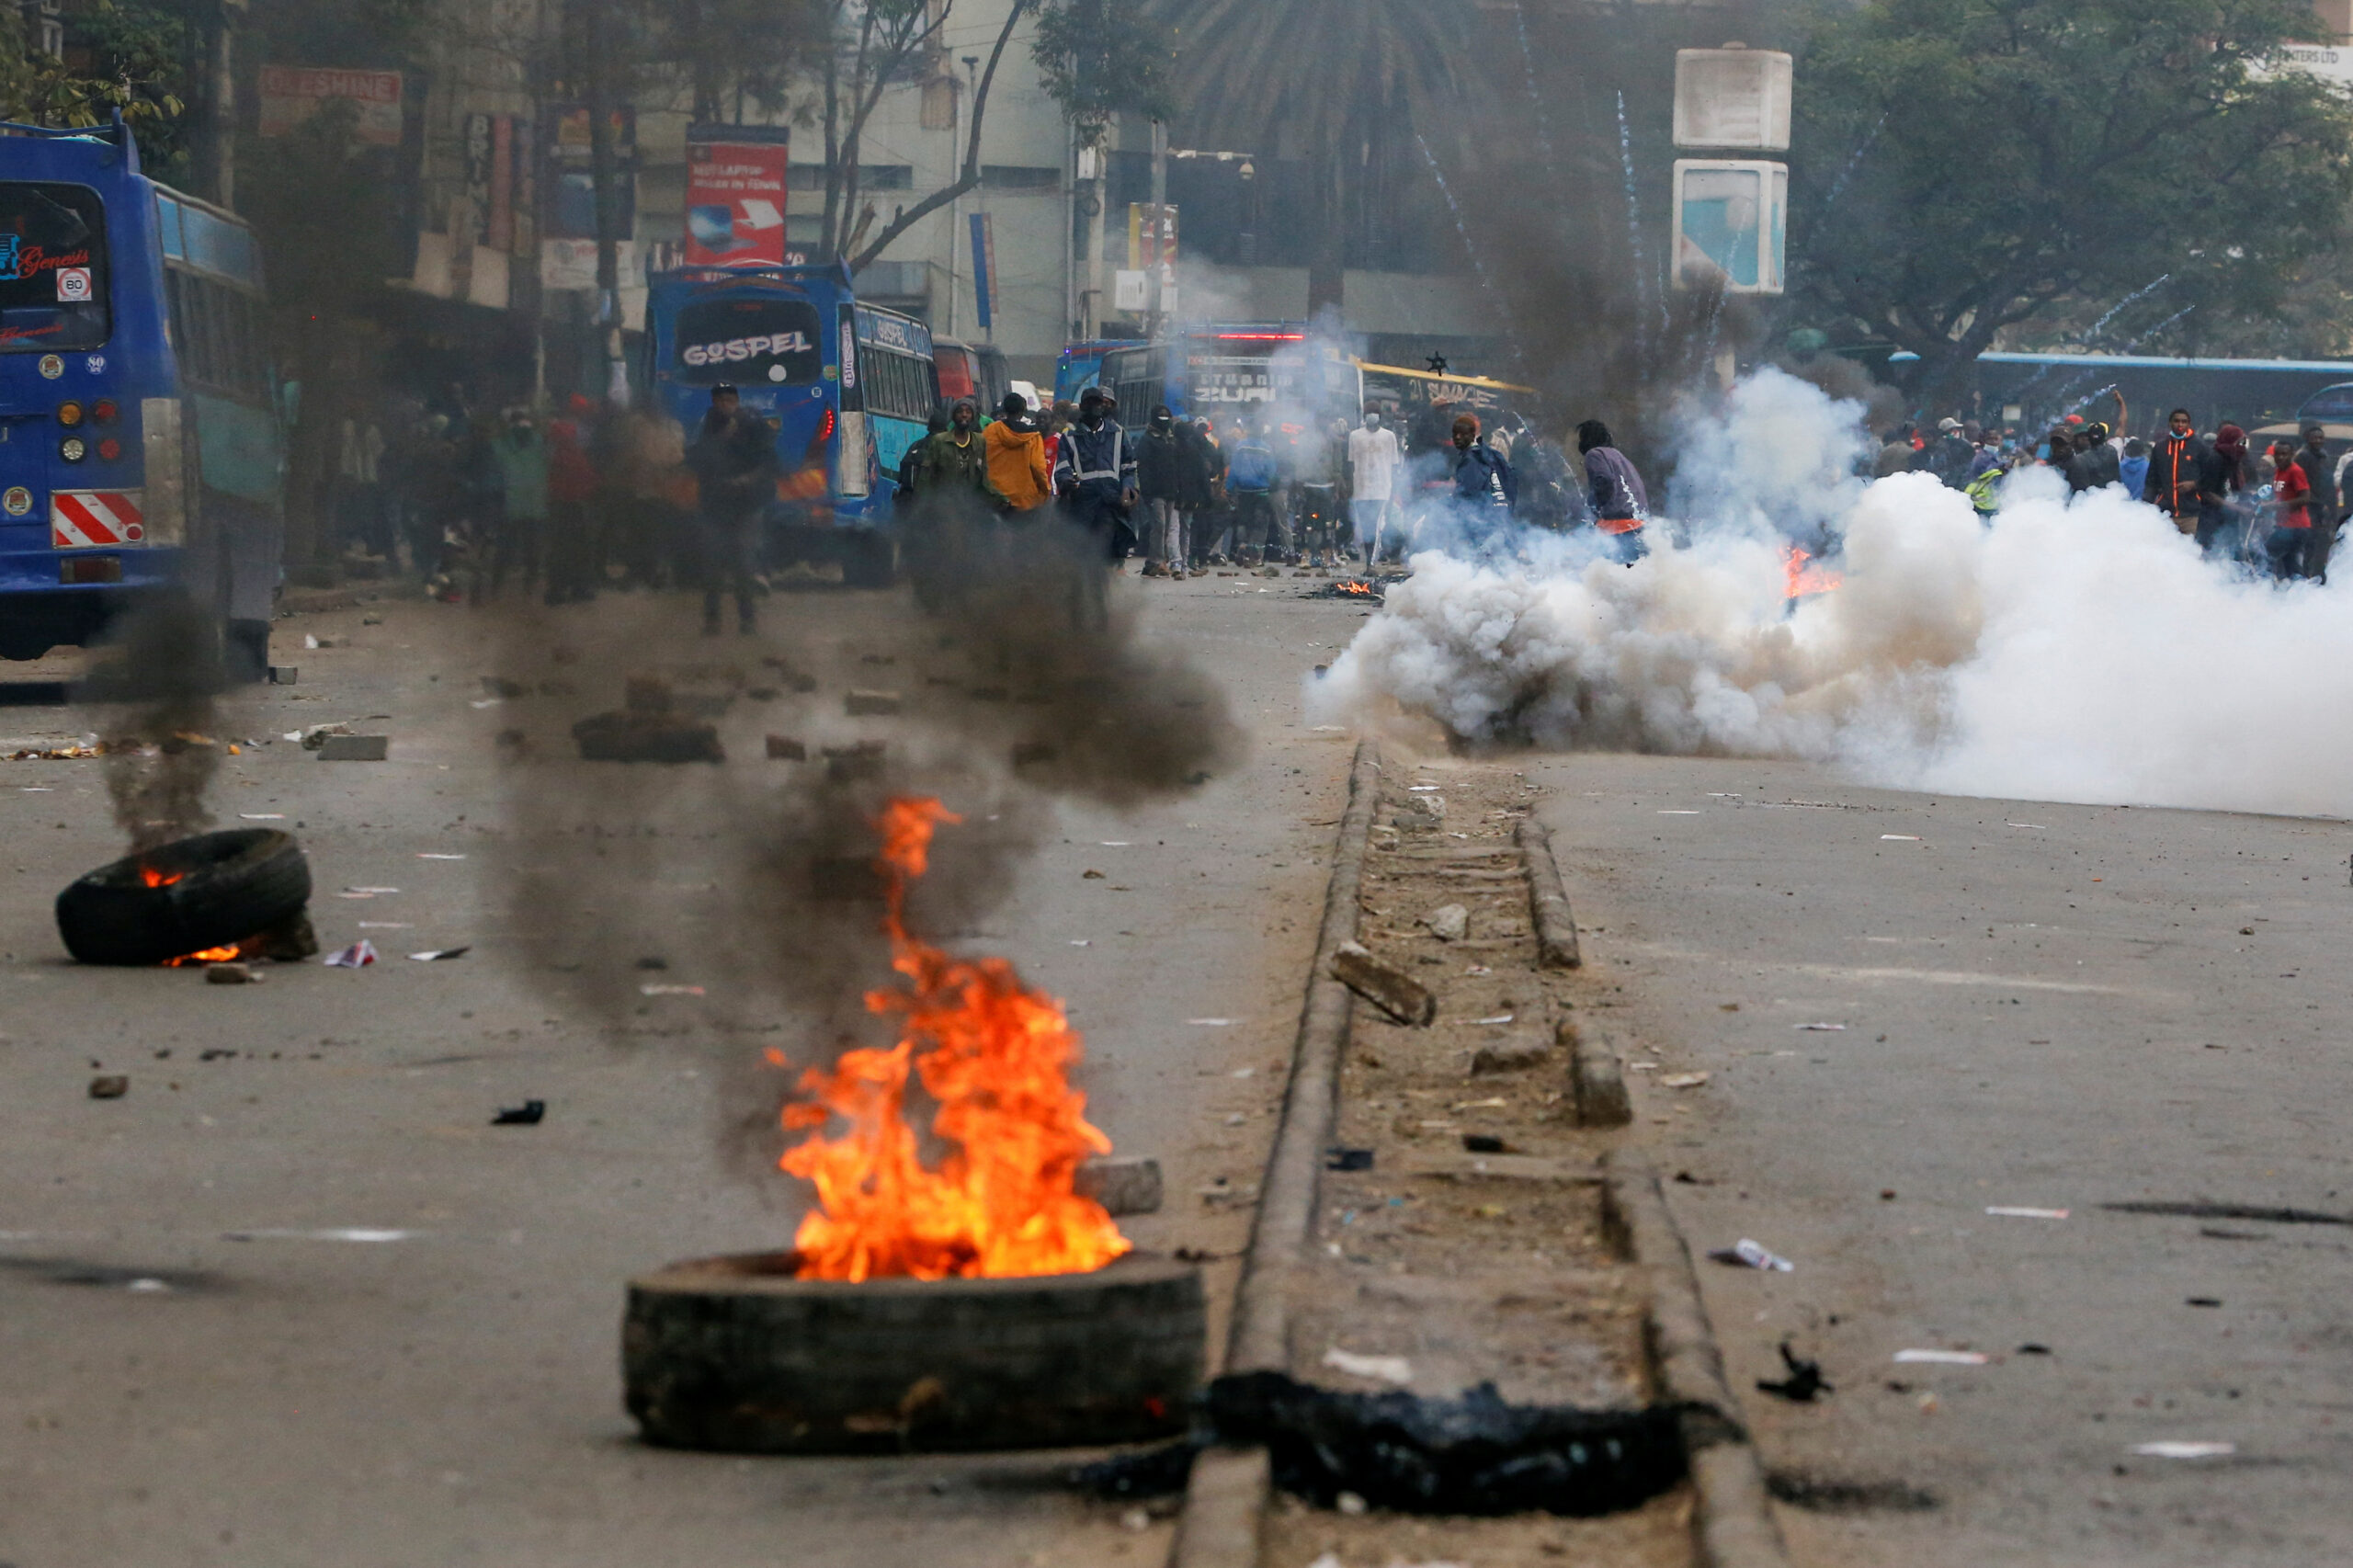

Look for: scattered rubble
[1331,941,1437,1026]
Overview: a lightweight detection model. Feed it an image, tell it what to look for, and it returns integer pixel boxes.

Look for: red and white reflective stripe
[51,491,147,549]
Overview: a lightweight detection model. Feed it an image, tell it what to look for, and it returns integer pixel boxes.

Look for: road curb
[1515,817,1583,971]
[1604,1151,1793,1568]
[1171,738,1381,1568]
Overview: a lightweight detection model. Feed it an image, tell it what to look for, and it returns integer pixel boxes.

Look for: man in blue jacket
[1052,388,1138,564]
[1226,416,1284,565]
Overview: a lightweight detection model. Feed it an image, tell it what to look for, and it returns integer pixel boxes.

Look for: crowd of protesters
[320,369,1653,626]
[1880,408,2346,583]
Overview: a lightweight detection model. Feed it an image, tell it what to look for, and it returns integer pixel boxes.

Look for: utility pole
[1086,118,1112,339]
[585,0,629,408]
[1147,118,1166,337]
[205,0,246,208]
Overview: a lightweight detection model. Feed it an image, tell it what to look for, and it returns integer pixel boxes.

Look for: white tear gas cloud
[1317,369,2353,819]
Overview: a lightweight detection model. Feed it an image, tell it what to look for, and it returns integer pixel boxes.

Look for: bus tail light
[57,402,85,427]
[801,407,836,470]
[91,400,118,424]
[140,398,188,547]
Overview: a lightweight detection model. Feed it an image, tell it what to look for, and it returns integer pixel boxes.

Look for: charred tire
[623,1251,1204,1454]
[55,828,313,965]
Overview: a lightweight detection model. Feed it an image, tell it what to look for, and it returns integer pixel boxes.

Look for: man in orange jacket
[984,392,1051,512]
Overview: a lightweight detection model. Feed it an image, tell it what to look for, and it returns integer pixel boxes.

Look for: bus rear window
[674,296,822,386]
[936,349,976,402]
[0,183,107,352]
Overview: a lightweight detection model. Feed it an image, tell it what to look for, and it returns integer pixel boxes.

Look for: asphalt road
[1529,754,2353,1568]
[0,572,1371,1568]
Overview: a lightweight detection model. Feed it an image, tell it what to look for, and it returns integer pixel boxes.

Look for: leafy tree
[665,0,827,125]
[1031,0,1174,140]
[1789,0,2353,407]
[1154,0,1465,310]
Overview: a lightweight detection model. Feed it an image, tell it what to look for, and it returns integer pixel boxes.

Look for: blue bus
[643,261,933,587]
[1052,337,1139,407]
[0,118,281,670]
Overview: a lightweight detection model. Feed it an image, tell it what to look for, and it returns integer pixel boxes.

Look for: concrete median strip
[1173,740,1381,1568]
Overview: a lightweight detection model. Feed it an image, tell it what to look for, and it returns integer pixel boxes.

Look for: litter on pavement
[1797,1022,1847,1031]
[1893,1349,1988,1365]
[416,853,466,861]
[407,948,470,961]
[1321,1347,1415,1385]
[2133,1441,2235,1460]
[223,1228,415,1243]
[639,983,706,996]
[1660,1071,1711,1088]
[492,1099,546,1126]
[324,939,379,969]
[1756,1342,1833,1402]
[1709,1238,1794,1271]
[1985,1206,2070,1220]
[1325,1148,1375,1172]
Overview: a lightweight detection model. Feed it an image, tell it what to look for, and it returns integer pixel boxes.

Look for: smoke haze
[1318,369,2353,820]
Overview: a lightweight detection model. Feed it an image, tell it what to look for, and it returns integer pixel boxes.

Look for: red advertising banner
[685,126,791,267]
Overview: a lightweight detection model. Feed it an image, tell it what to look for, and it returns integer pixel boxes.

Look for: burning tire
[623,1251,1203,1454]
[55,829,313,966]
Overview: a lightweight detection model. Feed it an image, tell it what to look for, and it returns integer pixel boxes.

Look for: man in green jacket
[907,398,1006,504]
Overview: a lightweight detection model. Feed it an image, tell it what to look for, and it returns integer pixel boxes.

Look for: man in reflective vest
[1052,387,1139,564]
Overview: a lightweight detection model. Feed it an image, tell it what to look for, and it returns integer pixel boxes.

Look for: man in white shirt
[1346,409,1402,568]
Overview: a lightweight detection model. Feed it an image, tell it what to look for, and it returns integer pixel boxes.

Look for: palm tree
[1156,0,1465,312]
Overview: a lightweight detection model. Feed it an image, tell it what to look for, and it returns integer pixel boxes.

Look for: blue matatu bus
[643,261,934,588]
[0,118,282,670]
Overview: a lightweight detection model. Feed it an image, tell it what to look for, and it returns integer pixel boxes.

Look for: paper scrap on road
[1659,809,1701,814]
[1709,1238,1794,1271]
[237,812,285,821]
[2133,1441,2235,1460]
[1985,1206,2070,1220]
[2006,822,2050,830]
[417,853,467,860]
[1894,1349,1988,1365]
[1188,1017,1233,1027]
[1473,1012,1515,1026]
[1881,834,1921,841]
[408,948,471,962]
[324,939,379,969]
[1321,1346,1415,1385]
[1797,1023,1847,1031]
[347,886,400,894]
[640,983,706,996]
[224,1228,414,1243]
[358,922,412,929]
[1069,939,1090,947]
[1660,1071,1711,1088]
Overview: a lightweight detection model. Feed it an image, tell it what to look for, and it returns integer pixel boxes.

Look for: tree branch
[849,0,1032,274]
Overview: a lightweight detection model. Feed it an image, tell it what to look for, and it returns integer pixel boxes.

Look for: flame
[1337,580,1379,597]
[1784,545,1844,600]
[779,797,1130,1282]
[163,944,243,968]
[139,863,183,889]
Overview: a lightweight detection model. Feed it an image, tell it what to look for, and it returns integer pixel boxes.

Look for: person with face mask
[1347,407,1401,569]
[1136,403,1202,578]
[1052,386,1140,573]
[984,391,1051,513]
[1224,416,1283,566]
[1444,414,1518,562]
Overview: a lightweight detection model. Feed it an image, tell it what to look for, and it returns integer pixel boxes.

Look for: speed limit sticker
[54,267,91,302]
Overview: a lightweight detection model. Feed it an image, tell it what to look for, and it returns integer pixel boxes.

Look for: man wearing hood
[1052,386,1139,567]
[1136,403,1203,578]
[1577,418,1649,564]
[983,392,1051,514]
